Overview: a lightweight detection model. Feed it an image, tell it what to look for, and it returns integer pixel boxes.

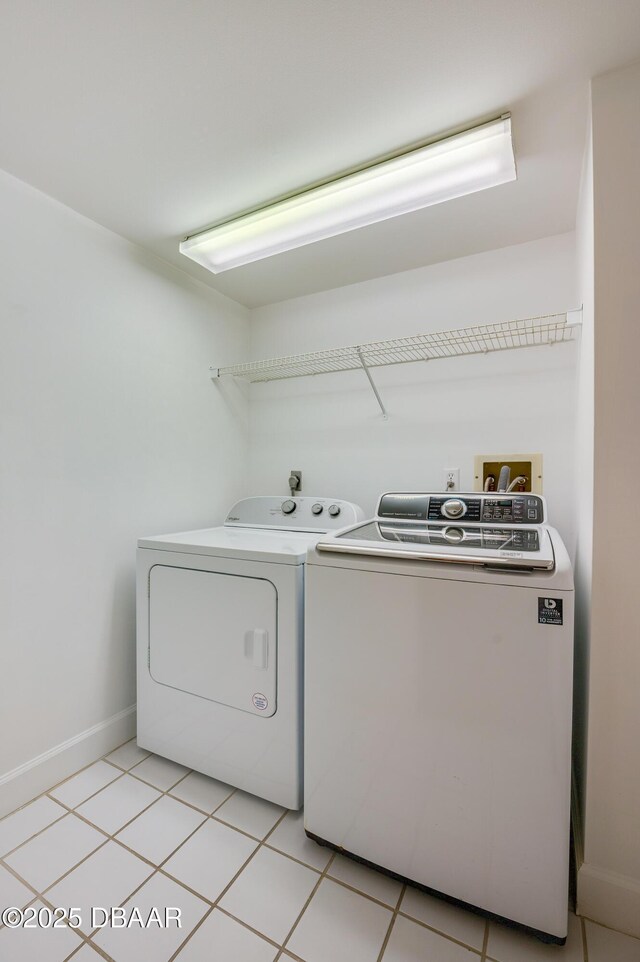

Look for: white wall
[572,104,594,838]
[248,233,579,552]
[0,169,249,814]
[577,60,640,938]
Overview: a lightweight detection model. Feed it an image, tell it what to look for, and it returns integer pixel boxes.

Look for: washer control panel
[480,497,544,524]
[377,492,545,525]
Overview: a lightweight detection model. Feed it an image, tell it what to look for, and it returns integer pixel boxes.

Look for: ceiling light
[180,115,516,274]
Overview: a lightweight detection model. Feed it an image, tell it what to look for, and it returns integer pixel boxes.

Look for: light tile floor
[0,740,639,962]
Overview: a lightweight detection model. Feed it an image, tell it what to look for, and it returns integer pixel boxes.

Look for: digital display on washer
[378,494,430,521]
[337,522,541,552]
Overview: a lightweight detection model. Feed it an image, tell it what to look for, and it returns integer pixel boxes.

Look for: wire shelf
[212,312,580,384]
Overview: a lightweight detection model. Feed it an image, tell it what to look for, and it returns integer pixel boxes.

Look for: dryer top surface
[138,524,321,564]
[139,495,365,564]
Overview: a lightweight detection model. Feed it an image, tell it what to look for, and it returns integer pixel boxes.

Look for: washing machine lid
[138,525,320,564]
[316,520,555,570]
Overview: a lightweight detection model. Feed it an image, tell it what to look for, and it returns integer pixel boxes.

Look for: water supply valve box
[473,453,543,494]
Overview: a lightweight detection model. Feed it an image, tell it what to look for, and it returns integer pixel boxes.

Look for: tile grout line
[123,756,193,793]
[0,741,138,829]
[160,806,294,962]
[0,808,70,861]
[3,745,545,962]
[32,759,243,880]
[4,773,319,943]
[74,754,243,825]
[1,741,613,961]
[3,747,409,911]
[375,882,406,962]
[0,756,143,863]
[392,909,486,956]
[319,872,403,913]
[273,849,338,962]
[64,943,104,962]
[480,918,490,961]
[2,797,490,962]
[157,847,419,950]
[65,925,115,962]
[0,850,469,960]
[2,829,112,901]
[175,809,329,962]
[0,891,98,962]
[49,758,129,801]
[262,839,332,873]
[0,854,48,904]
[0,892,37,932]
[0,736,172,838]
[577,912,640,938]
[2,745,308,960]
[34,890,104,958]
[0,749,239,952]
[38,770,246,939]
[91,804,292,961]
[216,904,283,950]
[6,746,346,894]
[4,781,493,962]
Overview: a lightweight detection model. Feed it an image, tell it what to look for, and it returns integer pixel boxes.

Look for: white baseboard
[577,861,640,939]
[0,706,136,819]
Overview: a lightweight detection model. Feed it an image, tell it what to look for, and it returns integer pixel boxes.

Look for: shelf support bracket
[356,347,388,420]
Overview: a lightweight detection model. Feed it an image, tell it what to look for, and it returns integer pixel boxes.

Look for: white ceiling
[2,1,640,307]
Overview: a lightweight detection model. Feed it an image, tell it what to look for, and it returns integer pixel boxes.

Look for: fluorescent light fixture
[180,116,516,274]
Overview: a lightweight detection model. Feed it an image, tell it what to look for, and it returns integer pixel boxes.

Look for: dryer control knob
[311,503,324,515]
[282,499,297,514]
[328,504,341,517]
[442,498,466,519]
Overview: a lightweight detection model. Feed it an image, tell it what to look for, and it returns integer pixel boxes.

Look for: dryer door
[148,565,277,717]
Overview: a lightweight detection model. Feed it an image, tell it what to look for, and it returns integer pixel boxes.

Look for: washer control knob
[328,504,341,517]
[282,499,297,514]
[311,503,324,515]
[441,498,466,519]
[443,526,465,543]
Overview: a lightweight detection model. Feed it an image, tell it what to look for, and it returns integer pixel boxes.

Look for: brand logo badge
[538,597,563,625]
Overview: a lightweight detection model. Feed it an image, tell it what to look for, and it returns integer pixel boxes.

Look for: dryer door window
[149,565,277,717]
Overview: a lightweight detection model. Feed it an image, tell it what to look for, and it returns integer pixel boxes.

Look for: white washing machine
[137,495,363,809]
[304,491,574,942]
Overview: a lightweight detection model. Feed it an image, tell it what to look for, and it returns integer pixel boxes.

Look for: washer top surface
[138,496,364,565]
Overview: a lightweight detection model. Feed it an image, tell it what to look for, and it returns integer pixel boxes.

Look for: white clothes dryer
[304,491,574,942]
[137,496,363,809]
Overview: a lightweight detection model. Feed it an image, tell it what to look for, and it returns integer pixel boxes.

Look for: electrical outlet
[444,468,460,492]
[288,470,302,496]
